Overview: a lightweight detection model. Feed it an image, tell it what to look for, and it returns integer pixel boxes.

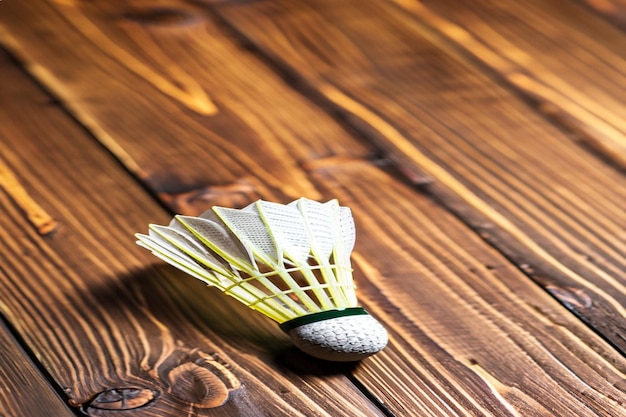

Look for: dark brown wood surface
[0,0,624,416]
[0,321,75,417]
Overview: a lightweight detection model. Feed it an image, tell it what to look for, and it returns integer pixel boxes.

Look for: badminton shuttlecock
[136,198,387,361]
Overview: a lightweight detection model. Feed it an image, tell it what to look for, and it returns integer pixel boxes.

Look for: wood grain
[307,160,626,417]
[210,0,626,352]
[391,0,626,169]
[0,321,76,417]
[0,53,384,417]
[0,157,58,235]
[0,0,371,216]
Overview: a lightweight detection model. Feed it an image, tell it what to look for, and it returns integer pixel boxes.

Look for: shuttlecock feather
[136,198,387,361]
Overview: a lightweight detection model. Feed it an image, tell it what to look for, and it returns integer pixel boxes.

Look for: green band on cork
[279,307,369,333]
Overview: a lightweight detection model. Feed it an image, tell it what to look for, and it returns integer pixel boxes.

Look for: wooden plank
[306,160,626,417]
[0,53,384,417]
[0,0,370,216]
[0,321,76,417]
[390,0,626,169]
[209,0,626,352]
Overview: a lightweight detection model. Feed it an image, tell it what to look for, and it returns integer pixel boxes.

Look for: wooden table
[1,0,624,416]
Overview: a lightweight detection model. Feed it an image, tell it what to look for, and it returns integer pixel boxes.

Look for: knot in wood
[158,179,259,216]
[167,362,229,408]
[157,349,241,409]
[87,387,156,411]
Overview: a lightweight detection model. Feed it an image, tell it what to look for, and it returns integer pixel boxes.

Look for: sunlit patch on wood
[0,155,58,236]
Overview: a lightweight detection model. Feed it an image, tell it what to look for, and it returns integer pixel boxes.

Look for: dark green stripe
[279,307,369,333]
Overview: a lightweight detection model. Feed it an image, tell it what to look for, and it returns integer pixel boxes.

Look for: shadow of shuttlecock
[123,264,291,353]
[90,263,369,376]
[154,267,365,377]
[272,346,360,376]
[114,265,363,376]
[160,266,292,349]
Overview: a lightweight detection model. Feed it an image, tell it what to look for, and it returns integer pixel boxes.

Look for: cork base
[283,311,388,362]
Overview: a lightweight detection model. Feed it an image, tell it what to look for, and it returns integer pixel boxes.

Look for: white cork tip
[282,310,388,362]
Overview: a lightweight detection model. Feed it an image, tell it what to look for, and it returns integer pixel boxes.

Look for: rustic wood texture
[0,321,76,417]
[0,0,625,416]
[209,0,626,352]
[309,161,626,417]
[391,0,626,169]
[0,53,385,417]
[0,0,371,216]
[2,49,625,416]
